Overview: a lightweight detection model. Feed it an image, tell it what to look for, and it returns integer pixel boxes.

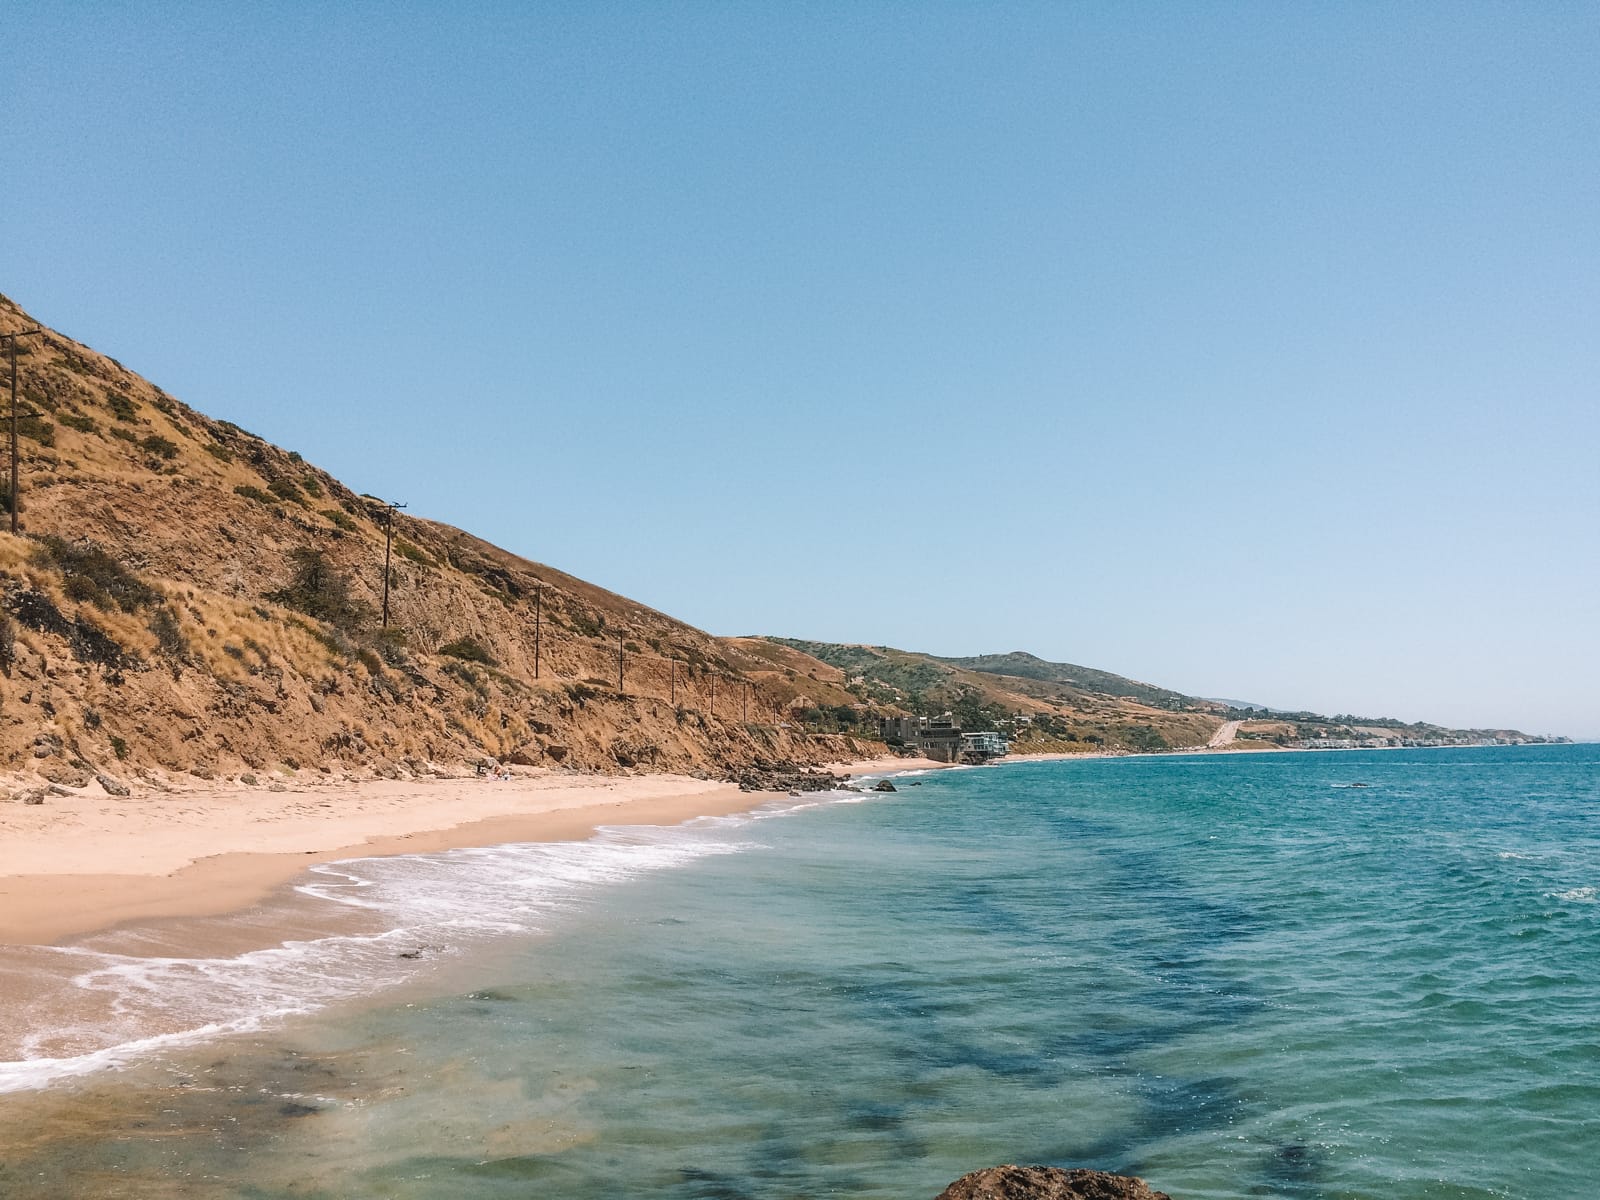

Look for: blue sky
[5,4,1597,736]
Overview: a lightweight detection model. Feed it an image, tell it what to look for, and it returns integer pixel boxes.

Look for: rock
[96,772,132,796]
[872,779,898,792]
[370,757,402,780]
[735,767,843,794]
[18,787,48,805]
[47,784,74,797]
[504,748,538,767]
[43,764,93,788]
[32,733,61,759]
[544,744,569,762]
[935,1166,1174,1200]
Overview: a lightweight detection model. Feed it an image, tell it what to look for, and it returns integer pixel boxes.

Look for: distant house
[919,720,964,763]
[961,731,1009,761]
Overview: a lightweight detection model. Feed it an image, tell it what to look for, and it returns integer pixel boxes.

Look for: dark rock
[935,1166,1174,1200]
[43,764,92,788]
[544,744,569,762]
[504,748,538,767]
[96,773,132,797]
[735,766,843,794]
[872,779,897,792]
[18,787,48,805]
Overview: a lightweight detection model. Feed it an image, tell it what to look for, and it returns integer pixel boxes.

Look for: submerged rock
[872,779,897,792]
[935,1166,1174,1200]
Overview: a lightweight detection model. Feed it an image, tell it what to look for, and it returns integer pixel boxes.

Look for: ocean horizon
[3,744,1596,1199]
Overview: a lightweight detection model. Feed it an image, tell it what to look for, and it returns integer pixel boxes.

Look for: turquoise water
[3,745,1597,1198]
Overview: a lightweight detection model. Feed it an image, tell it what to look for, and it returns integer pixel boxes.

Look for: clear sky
[5,4,1597,737]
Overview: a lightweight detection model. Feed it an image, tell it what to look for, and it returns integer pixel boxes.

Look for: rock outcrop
[935,1166,1174,1200]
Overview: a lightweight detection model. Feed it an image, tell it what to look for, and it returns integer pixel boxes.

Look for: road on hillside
[1207,720,1242,749]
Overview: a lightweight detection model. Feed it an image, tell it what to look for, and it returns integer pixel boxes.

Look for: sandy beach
[0,758,942,946]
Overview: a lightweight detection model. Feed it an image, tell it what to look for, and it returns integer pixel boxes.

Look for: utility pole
[533,584,542,679]
[3,329,44,535]
[617,631,625,695]
[376,499,406,630]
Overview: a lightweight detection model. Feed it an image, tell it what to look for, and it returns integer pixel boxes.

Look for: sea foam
[0,791,859,1094]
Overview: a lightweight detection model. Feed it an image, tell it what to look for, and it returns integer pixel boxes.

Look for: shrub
[107,392,138,421]
[233,484,273,505]
[267,547,369,630]
[268,477,305,505]
[287,450,303,463]
[60,412,97,433]
[148,605,188,659]
[301,476,323,498]
[18,416,54,447]
[394,540,433,566]
[321,507,357,532]
[110,735,129,760]
[109,426,138,443]
[141,434,179,460]
[203,441,233,462]
[438,636,494,665]
[32,536,162,613]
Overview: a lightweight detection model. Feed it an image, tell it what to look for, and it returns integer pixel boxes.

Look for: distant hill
[931,651,1194,709]
[766,639,1223,753]
[765,639,1558,754]
[0,294,869,783]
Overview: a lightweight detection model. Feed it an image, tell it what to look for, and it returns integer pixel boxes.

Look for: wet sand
[1,758,939,946]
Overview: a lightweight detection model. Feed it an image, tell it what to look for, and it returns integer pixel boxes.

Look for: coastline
[0,757,941,947]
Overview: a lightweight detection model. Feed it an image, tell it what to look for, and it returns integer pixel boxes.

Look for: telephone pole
[3,329,44,535]
[376,499,406,629]
[533,584,542,679]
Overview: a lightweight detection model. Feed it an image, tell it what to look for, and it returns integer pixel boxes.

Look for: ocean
[2,744,1596,1199]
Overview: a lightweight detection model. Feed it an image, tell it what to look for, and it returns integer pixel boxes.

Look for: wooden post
[533,584,542,679]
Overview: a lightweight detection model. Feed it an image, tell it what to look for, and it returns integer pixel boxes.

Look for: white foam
[0,795,852,1094]
[1548,886,1597,903]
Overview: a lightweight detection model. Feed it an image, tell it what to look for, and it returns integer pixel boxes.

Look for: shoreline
[0,757,942,947]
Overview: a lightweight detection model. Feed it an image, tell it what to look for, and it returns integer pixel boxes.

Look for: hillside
[766,640,1556,754]
[766,639,1223,753]
[0,295,872,786]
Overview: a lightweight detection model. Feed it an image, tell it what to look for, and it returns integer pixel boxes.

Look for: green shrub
[438,636,494,665]
[107,392,138,421]
[268,547,369,631]
[31,535,162,613]
[60,412,97,433]
[233,484,273,504]
[301,475,323,497]
[109,426,138,443]
[110,735,129,760]
[321,507,357,532]
[268,477,305,505]
[141,434,179,460]
[394,539,433,566]
[18,416,54,447]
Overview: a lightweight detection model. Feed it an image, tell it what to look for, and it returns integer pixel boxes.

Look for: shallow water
[3,745,1596,1198]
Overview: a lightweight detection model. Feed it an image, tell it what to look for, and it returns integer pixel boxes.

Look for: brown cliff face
[935,1165,1175,1200]
[0,294,874,785]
